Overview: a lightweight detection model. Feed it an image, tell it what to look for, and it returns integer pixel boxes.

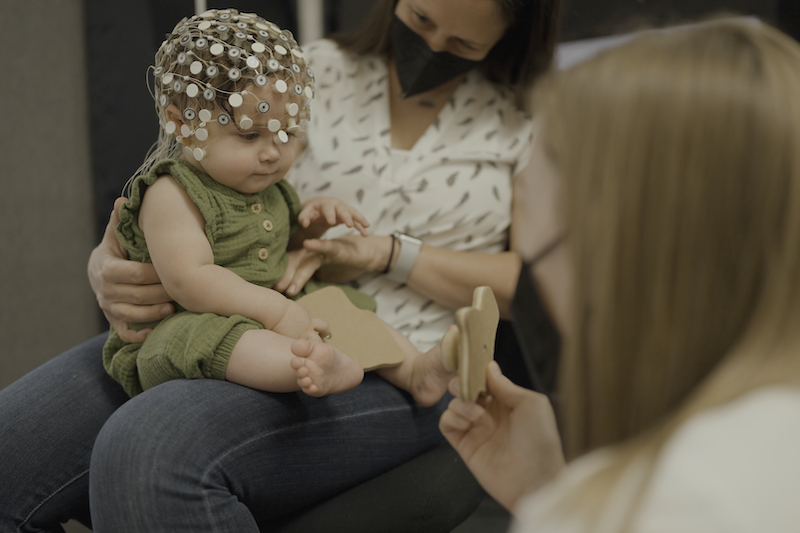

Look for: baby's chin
[231,173,285,194]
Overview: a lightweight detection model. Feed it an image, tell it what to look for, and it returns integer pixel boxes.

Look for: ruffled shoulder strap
[116,159,226,261]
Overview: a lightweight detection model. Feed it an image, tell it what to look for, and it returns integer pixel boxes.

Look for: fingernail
[288,284,296,294]
[465,403,482,420]
[161,306,173,316]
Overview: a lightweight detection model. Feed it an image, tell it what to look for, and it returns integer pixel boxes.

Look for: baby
[103,9,457,407]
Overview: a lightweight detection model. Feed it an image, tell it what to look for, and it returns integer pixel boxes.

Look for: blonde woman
[442,20,800,531]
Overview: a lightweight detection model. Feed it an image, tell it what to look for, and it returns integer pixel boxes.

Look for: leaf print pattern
[384,187,412,203]
[343,165,363,175]
[471,164,482,180]
[474,212,491,226]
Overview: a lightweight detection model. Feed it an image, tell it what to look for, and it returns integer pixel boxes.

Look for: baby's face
[185,82,303,195]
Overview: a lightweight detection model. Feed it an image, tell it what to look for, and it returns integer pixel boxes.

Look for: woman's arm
[406,248,522,319]
[298,235,521,318]
[512,146,571,330]
[139,176,322,341]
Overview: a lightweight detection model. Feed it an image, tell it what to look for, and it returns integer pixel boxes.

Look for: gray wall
[0,0,100,392]
[1,2,98,530]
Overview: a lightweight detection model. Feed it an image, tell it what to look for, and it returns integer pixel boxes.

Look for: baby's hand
[272,300,330,341]
[298,197,369,237]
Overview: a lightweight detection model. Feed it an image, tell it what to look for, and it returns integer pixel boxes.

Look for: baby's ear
[164,104,185,126]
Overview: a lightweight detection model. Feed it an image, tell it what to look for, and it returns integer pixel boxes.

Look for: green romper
[103,159,375,397]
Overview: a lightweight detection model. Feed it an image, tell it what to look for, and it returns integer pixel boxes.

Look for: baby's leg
[375,324,459,407]
[290,340,365,396]
[227,330,362,395]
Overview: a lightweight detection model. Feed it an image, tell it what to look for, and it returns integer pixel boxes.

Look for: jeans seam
[202,404,412,531]
[17,468,90,533]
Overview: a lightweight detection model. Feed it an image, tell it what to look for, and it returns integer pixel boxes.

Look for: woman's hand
[439,361,565,513]
[88,198,174,343]
[273,248,326,297]
[275,235,391,295]
[303,235,393,284]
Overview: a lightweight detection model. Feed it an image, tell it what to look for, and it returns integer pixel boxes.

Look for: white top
[513,386,800,533]
[288,40,533,350]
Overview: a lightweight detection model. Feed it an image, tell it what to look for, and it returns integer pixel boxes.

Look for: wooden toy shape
[297,286,405,370]
[441,286,500,401]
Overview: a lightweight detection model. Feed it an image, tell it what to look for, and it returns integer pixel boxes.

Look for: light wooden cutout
[297,286,405,370]
[442,286,499,401]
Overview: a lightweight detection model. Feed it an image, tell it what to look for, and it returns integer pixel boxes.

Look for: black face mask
[391,14,481,98]
[510,237,565,395]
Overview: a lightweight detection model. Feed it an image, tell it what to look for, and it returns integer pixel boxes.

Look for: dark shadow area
[560,0,779,41]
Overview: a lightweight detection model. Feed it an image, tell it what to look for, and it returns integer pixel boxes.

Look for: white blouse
[288,40,533,350]
[513,386,800,533]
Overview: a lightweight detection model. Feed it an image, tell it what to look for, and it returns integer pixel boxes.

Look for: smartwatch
[386,232,422,284]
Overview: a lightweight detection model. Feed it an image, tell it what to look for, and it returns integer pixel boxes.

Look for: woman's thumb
[485,361,531,408]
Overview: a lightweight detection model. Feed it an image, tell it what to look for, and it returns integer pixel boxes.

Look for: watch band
[386,232,422,284]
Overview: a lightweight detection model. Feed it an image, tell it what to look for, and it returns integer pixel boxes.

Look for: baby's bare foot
[408,326,459,407]
[290,340,364,397]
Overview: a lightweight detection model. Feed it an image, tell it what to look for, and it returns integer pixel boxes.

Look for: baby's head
[149,9,314,170]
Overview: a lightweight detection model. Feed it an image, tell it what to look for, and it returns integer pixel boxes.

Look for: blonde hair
[533,20,800,524]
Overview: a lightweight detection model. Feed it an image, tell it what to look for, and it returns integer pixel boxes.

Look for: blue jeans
[0,334,446,532]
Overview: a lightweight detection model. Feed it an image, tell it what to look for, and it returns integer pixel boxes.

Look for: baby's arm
[139,175,322,340]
